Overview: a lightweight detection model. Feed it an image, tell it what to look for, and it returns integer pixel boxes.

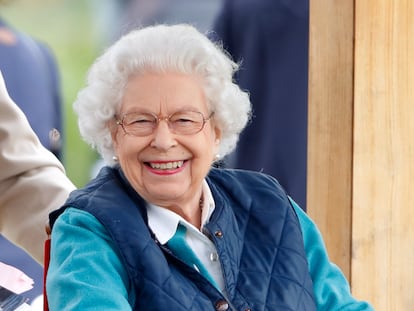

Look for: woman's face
[112,72,221,207]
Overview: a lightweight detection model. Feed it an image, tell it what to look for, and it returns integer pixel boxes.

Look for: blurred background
[3,0,111,188]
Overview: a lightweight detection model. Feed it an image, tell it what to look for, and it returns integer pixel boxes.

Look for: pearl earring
[112,155,119,162]
[214,154,221,161]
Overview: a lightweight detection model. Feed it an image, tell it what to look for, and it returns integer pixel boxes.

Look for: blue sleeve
[46,208,135,310]
[288,198,374,310]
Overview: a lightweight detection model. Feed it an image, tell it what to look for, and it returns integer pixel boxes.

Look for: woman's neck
[164,192,204,229]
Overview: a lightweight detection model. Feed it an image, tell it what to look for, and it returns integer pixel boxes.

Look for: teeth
[149,161,184,170]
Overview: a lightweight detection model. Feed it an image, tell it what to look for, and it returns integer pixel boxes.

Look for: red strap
[43,224,51,311]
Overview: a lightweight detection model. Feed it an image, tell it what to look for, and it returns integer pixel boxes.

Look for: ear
[213,125,222,153]
[214,125,222,141]
[108,119,120,148]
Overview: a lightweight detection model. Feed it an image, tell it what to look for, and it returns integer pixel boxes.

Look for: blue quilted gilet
[50,166,316,310]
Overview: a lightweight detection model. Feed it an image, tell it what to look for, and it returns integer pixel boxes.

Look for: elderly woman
[46,24,373,310]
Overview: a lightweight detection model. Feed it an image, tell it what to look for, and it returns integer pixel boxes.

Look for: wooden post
[307,0,354,280]
[308,0,414,309]
[352,0,414,309]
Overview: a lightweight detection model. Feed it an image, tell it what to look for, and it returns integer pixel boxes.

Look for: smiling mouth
[147,160,185,170]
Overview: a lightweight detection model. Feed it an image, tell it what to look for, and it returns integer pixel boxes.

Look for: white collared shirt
[147,180,225,293]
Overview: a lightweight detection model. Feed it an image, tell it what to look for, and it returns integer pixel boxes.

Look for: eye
[124,113,155,126]
[175,116,196,124]
[170,112,200,124]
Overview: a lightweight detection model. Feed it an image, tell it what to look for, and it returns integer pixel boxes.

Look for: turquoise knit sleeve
[46,207,135,310]
[289,197,375,310]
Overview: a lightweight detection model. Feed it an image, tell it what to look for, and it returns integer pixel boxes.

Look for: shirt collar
[147,179,215,244]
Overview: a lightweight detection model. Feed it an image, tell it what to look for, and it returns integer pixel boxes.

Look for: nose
[150,119,177,150]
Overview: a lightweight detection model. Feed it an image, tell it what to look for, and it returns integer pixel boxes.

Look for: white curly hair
[74,24,251,166]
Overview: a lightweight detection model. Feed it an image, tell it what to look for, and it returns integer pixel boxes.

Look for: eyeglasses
[115,110,214,136]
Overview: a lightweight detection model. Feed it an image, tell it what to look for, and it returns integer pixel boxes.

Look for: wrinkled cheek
[123,162,145,191]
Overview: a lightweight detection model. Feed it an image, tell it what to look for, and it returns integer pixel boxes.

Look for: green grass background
[2,0,104,187]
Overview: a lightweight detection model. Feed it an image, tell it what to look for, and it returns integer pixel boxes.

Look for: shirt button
[215,300,229,311]
[214,230,223,238]
[210,252,219,262]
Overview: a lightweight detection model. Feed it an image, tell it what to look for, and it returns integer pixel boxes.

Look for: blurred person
[212,0,309,209]
[46,24,373,310]
[0,2,69,304]
[0,14,63,158]
[0,70,75,304]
